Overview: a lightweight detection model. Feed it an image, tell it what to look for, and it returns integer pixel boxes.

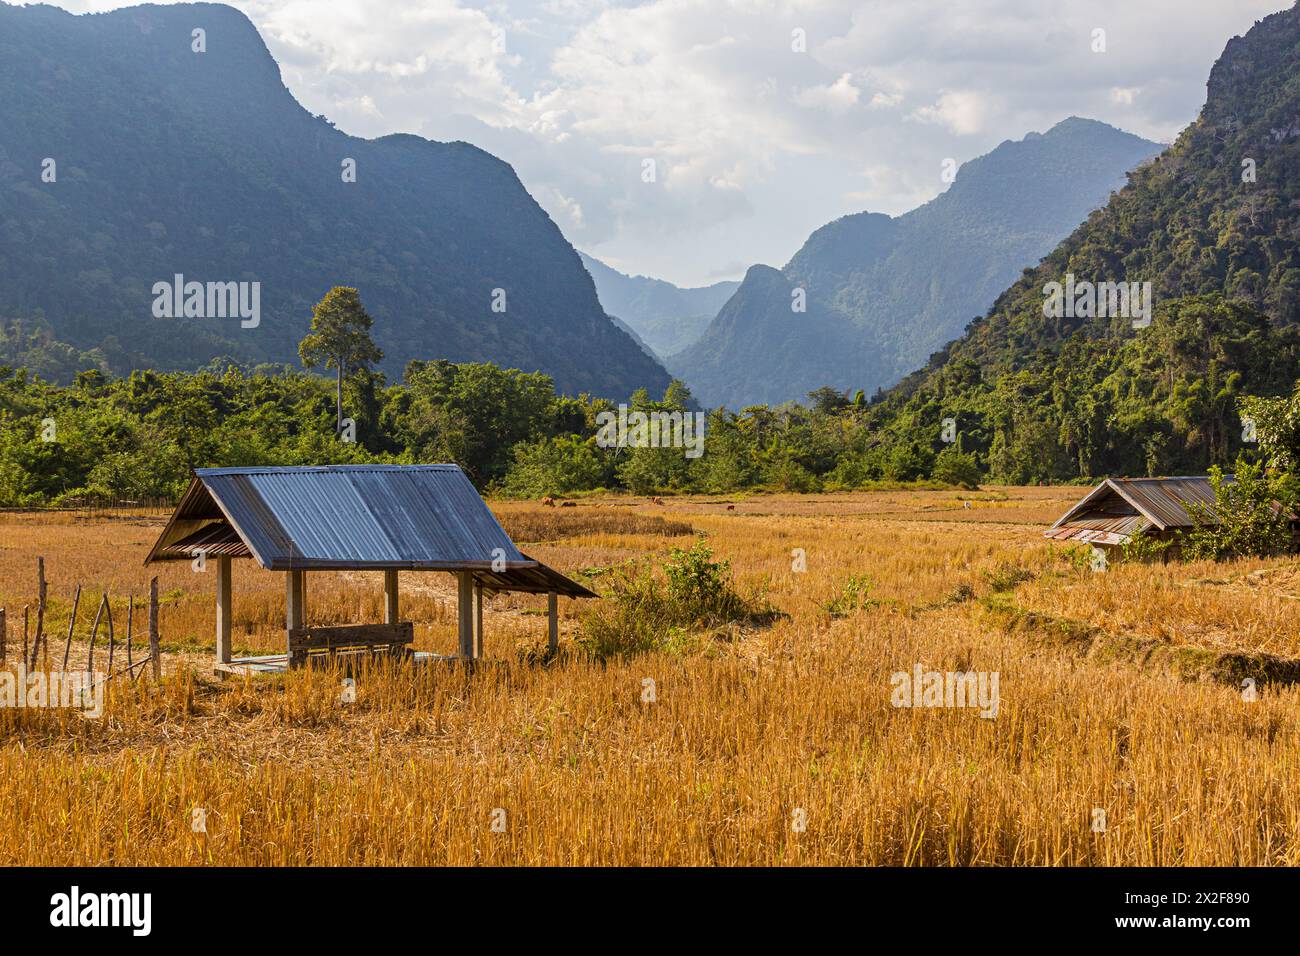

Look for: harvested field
[1,486,1298,865]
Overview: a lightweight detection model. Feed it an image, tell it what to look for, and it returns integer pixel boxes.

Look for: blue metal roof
[153,465,533,571]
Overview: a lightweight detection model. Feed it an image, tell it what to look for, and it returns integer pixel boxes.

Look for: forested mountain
[0,2,669,398]
[860,4,1300,483]
[670,118,1162,408]
[579,253,739,359]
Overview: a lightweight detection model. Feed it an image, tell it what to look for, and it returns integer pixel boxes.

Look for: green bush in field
[576,542,779,660]
[1182,457,1299,560]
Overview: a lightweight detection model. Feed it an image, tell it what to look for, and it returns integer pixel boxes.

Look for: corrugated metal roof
[1043,526,1128,546]
[164,522,251,558]
[1108,477,1223,529]
[1048,476,1226,534]
[476,555,597,598]
[1048,513,1150,538]
[147,465,531,572]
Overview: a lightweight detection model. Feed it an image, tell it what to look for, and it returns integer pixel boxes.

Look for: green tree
[298,287,384,436]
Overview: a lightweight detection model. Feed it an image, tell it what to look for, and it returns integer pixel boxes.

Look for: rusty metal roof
[144,465,595,598]
[1047,476,1228,540]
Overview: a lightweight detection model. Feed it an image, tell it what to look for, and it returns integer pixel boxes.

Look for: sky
[41,0,1289,286]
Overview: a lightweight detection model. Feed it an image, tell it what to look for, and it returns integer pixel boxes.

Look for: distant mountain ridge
[864,4,1300,482]
[0,1,670,397]
[579,252,739,359]
[670,117,1163,408]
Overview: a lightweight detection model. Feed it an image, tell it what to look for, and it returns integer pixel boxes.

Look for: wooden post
[105,596,116,675]
[0,607,6,665]
[547,591,558,655]
[457,571,475,659]
[87,594,106,673]
[126,595,134,672]
[148,577,160,680]
[286,569,305,663]
[474,581,484,659]
[61,584,81,672]
[30,557,46,669]
[215,555,232,664]
[383,569,399,625]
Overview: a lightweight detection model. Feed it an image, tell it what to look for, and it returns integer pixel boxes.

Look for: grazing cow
[542,496,556,507]
[726,504,735,511]
[650,496,664,506]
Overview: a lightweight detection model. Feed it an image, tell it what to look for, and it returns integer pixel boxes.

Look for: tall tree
[299,287,383,436]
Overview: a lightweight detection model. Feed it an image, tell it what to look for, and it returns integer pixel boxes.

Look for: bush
[930,447,982,489]
[576,542,780,660]
[821,575,881,617]
[497,434,607,497]
[1182,457,1299,560]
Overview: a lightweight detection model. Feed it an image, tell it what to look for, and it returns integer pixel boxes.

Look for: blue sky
[43,0,1287,286]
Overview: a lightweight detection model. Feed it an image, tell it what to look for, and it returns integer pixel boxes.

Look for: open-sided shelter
[145,464,595,674]
[1044,476,1226,560]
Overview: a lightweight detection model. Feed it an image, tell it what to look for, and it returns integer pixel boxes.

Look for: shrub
[821,575,881,617]
[930,447,982,489]
[576,542,780,660]
[1182,457,1299,560]
[1119,532,1173,563]
[497,434,608,497]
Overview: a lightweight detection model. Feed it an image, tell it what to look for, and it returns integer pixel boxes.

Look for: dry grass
[1,487,1298,865]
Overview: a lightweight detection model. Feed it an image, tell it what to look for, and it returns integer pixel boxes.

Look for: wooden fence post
[126,595,134,673]
[106,596,116,676]
[30,557,46,670]
[149,577,160,680]
[87,594,106,673]
[62,585,81,672]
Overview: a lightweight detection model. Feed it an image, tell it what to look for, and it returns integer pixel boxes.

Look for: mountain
[579,252,739,358]
[864,4,1300,482]
[0,2,670,398]
[670,117,1162,408]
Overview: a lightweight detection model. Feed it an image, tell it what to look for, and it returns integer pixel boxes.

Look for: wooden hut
[1044,476,1225,561]
[144,465,595,674]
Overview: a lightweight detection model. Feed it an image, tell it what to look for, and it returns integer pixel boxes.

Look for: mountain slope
[671,118,1162,408]
[579,253,739,358]
[0,2,670,397]
[867,4,1300,482]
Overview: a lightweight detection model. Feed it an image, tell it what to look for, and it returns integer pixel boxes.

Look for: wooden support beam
[215,554,232,664]
[286,569,305,659]
[457,571,475,659]
[474,581,484,659]
[383,569,399,624]
[547,591,558,655]
[148,577,160,681]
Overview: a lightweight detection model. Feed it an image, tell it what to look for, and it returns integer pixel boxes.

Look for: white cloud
[911,90,992,135]
[795,73,861,112]
[37,0,1289,285]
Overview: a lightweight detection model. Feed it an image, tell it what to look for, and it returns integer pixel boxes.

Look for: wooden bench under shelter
[143,464,596,675]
